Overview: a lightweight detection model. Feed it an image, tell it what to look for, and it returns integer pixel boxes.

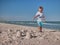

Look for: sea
[0,21,60,30]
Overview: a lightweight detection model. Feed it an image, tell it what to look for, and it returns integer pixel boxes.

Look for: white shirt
[35,11,45,22]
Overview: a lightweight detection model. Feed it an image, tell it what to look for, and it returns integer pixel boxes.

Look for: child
[33,6,45,32]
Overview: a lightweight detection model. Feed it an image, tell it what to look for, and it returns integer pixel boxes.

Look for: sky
[0,0,60,21]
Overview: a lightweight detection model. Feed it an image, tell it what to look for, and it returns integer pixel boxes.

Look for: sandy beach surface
[0,23,60,45]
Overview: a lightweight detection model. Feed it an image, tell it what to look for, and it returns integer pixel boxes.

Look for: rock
[20,30,26,37]
[0,31,2,34]
[30,31,37,38]
[0,29,3,34]
[12,35,17,40]
[25,32,30,39]
[16,30,20,38]
[7,29,13,34]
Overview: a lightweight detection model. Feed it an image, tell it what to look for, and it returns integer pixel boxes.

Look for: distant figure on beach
[33,6,45,32]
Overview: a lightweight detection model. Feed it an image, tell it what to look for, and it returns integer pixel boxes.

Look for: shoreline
[0,23,60,45]
[0,23,59,31]
[0,23,60,31]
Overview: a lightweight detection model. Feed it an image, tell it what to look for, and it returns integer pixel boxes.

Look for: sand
[0,23,60,45]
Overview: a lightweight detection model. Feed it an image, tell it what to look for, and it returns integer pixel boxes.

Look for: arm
[33,12,39,20]
[33,15,39,20]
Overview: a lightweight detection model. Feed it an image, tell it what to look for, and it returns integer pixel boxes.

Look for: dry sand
[0,23,60,45]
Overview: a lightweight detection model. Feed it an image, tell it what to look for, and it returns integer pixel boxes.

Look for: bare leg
[38,26,42,32]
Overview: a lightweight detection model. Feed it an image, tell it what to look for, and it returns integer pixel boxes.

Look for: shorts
[37,21,43,27]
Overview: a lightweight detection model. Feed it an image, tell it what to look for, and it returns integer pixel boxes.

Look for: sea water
[0,21,60,30]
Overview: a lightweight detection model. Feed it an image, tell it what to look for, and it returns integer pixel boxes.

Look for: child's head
[38,6,43,12]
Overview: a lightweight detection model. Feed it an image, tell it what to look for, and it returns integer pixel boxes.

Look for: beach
[0,23,60,45]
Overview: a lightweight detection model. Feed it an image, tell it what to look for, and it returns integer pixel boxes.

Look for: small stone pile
[0,29,60,45]
[0,29,39,45]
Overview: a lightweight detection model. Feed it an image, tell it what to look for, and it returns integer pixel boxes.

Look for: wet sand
[0,23,60,45]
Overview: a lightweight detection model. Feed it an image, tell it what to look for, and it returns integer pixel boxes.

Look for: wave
[43,23,60,25]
